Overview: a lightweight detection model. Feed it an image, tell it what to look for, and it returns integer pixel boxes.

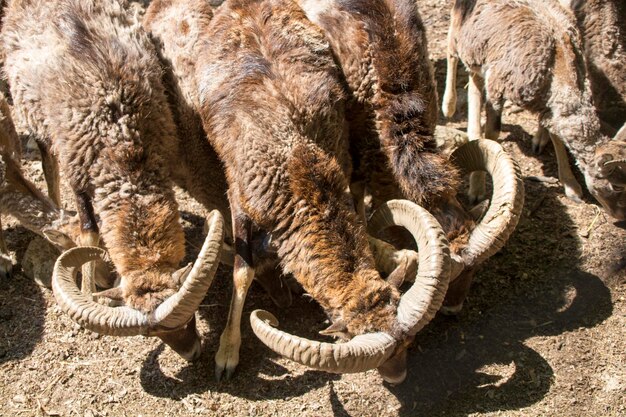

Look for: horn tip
[251,309,279,327]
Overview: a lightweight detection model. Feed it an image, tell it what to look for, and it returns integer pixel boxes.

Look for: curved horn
[52,246,151,336]
[367,200,451,335]
[52,210,225,335]
[250,310,396,373]
[451,140,524,273]
[603,158,626,169]
[251,201,449,372]
[614,124,626,142]
[152,210,224,328]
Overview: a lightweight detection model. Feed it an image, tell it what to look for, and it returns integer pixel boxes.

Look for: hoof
[532,129,550,154]
[563,183,584,203]
[0,257,12,280]
[214,336,241,381]
[442,96,457,119]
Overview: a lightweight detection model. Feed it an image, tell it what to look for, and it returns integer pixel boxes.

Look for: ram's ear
[386,258,408,289]
[469,199,490,221]
[42,228,76,250]
[319,321,349,339]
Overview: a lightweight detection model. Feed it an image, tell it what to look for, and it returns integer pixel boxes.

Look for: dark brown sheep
[176,0,450,384]
[298,0,524,314]
[143,0,294,309]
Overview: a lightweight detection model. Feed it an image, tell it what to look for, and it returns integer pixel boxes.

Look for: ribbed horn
[153,210,224,328]
[52,246,151,336]
[52,210,225,335]
[367,200,450,335]
[250,310,396,373]
[450,139,524,273]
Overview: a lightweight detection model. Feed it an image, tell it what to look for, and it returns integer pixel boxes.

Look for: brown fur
[195,0,401,337]
[300,0,460,208]
[446,0,626,219]
[2,0,186,312]
[144,0,295,308]
[564,0,626,128]
[298,0,473,248]
[0,92,79,249]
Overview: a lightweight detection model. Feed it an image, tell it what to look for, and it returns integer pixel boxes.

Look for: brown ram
[2,0,224,361]
[297,0,524,314]
[442,0,625,219]
[181,0,452,384]
[143,0,294,308]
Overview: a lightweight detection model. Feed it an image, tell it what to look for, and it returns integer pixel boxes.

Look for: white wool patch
[298,0,333,23]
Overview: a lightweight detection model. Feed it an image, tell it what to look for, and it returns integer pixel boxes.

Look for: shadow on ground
[387,179,613,416]
[0,226,46,365]
[139,212,339,400]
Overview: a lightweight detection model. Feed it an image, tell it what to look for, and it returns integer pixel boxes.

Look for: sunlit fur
[144,0,294,307]
[195,0,403,338]
[2,0,186,311]
[448,0,626,219]
[563,0,626,129]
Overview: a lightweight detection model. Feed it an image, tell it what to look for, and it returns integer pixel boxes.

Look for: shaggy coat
[143,0,229,219]
[299,0,471,247]
[143,0,295,307]
[196,0,400,337]
[2,0,187,311]
[446,0,625,219]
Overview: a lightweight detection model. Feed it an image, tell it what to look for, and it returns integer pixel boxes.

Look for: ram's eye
[610,184,625,192]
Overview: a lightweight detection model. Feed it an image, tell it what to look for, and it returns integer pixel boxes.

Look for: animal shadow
[387,180,613,416]
[139,239,340,400]
[0,226,46,365]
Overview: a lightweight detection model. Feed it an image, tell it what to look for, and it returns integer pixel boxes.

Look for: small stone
[13,394,27,404]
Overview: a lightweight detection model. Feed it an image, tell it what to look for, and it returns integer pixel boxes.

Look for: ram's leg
[549,133,583,202]
[484,100,502,140]
[75,192,99,296]
[532,124,550,154]
[442,53,459,118]
[37,141,61,207]
[467,73,486,204]
[215,204,254,381]
[0,218,13,279]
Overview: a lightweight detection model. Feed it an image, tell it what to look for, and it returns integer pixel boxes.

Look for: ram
[143,0,294,309]
[149,0,451,384]
[298,0,524,314]
[442,0,625,219]
[2,0,224,361]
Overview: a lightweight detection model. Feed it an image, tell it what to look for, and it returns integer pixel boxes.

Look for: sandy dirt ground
[0,1,625,416]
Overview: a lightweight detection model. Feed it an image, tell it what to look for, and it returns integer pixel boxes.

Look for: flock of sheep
[0,0,623,387]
